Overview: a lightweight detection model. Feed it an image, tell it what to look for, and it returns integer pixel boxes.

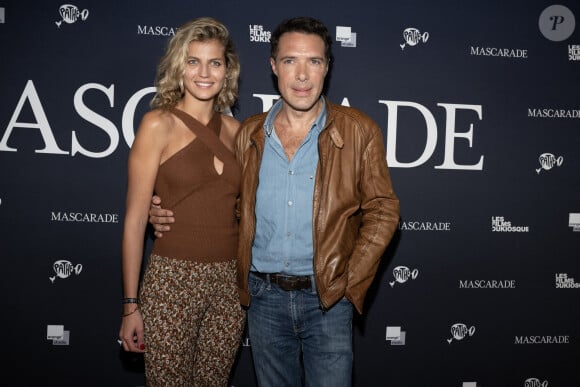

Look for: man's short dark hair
[270,16,333,63]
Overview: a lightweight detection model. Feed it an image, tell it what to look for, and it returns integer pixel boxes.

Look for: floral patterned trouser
[140,254,246,387]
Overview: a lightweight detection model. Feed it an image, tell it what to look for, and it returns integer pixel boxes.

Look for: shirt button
[288,200,293,206]
[289,170,294,175]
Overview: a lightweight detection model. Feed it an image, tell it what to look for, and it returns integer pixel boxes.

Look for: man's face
[270,32,328,114]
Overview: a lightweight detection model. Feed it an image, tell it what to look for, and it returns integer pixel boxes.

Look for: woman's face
[182,39,227,104]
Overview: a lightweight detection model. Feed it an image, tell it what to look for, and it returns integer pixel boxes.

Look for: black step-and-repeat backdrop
[1,1,579,386]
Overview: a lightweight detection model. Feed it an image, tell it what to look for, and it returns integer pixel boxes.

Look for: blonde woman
[118,17,245,386]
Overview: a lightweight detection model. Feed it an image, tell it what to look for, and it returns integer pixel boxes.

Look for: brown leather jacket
[234,100,400,314]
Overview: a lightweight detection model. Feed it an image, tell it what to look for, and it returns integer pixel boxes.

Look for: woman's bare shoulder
[140,108,177,130]
[221,113,241,137]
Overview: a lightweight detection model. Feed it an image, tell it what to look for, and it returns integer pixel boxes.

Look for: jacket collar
[322,99,344,149]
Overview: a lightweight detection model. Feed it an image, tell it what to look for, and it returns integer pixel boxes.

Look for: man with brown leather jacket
[149,16,399,387]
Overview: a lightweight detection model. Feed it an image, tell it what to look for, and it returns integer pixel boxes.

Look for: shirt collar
[264,96,327,137]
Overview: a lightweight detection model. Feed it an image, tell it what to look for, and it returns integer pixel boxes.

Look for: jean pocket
[249,274,266,297]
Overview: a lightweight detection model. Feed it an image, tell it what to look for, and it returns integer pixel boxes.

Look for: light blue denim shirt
[251,97,327,276]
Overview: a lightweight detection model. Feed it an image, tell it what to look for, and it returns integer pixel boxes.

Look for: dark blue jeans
[247,272,353,387]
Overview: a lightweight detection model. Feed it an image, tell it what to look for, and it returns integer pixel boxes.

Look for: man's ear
[270,57,277,76]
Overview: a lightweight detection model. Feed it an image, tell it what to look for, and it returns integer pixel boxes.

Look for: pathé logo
[389,266,419,287]
[536,153,563,174]
[447,323,475,343]
[55,4,89,28]
[525,378,548,387]
[400,27,429,50]
[50,259,82,283]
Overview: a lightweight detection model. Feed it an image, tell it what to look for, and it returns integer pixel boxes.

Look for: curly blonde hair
[150,17,240,111]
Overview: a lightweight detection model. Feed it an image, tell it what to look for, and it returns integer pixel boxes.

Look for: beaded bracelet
[122,297,139,304]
